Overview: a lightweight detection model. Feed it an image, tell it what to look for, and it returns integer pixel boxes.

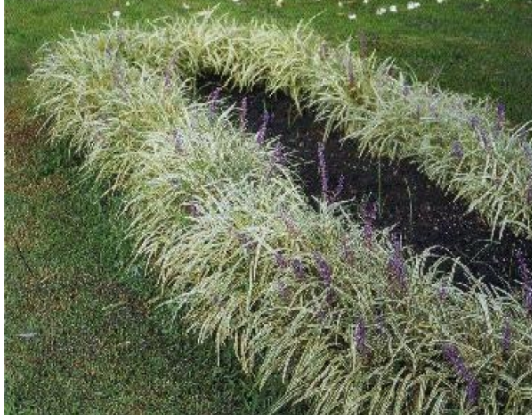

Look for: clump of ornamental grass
[30,20,532,415]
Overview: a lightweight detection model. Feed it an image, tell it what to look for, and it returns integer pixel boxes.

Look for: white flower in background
[232,0,241,3]
[407,1,420,9]
[376,7,387,15]
[363,0,369,3]
[389,5,398,12]
[436,0,444,3]
[348,12,357,19]
[276,0,284,7]
[338,1,344,7]
[125,1,130,6]
[112,10,121,18]
[182,3,190,9]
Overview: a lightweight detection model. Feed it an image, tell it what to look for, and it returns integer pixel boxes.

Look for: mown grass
[4,0,532,413]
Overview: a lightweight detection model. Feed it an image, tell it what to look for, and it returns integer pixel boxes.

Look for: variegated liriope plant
[106,15,531,240]
[30,18,532,415]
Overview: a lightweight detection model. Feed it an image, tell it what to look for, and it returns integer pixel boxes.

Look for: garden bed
[30,16,532,415]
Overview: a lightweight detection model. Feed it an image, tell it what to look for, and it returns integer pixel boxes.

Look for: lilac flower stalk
[274,250,288,269]
[501,317,511,356]
[317,143,329,200]
[438,281,448,302]
[329,174,345,204]
[375,311,385,335]
[174,129,184,152]
[354,318,368,355]
[291,258,306,280]
[208,86,222,115]
[313,251,332,287]
[239,97,248,131]
[522,142,532,167]
[450,140,464,160]
[182,202,200,217]
[516,249,532,313]
[255,110,270,145]
[236,231,257,253]
[387,234,407,291]
[362,201,377,248]
[280,210,298,236]
[278,280,289,302]
[272,142,286,166]
[341,235,354,265]
[442,343,480,406]
[526,180,532,206]
[470,115,490,150]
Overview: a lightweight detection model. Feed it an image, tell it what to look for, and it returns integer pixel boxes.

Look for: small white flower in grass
[338,1,344,7]
[436,0,444,3]
[389,5,398,12]
[232,0,240,2]
[376,7,387,15]
[348,13,357,20]
[407,1,420,9]
[276,0,284,7]
[112,10,121,19]
[363,0,369,3]
[182,3,190,9]
[125,1,130,6]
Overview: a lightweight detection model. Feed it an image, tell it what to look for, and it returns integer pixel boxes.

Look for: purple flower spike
[522,142,532,167]
[341,235,354,265]
[278,280,289,302]
[442,343,480,406]
[362,201,377,248]
[387,234,408,291]
[497,102,506,130]
[354,318,368,355]
[516,249,532,313]
[182,202,200,217]
[526,180,532,206]
[208,86,222,115]
[236,232,257,253]
[330,175,345,203]
[174,129,184,152]
[255,110,270,145]
[376,311,385,335]
[272,142,286,166]
[274,250,288,269]
[516,249,531,282]
[291,258,306,280]
[501,317,511,356]
[466,378,480,407]
[317,143,329,201]
[470,116,480,131]
[313,251,332,287]
[450,140,464,160]
[239,97,248,131]
[438,281,448,302]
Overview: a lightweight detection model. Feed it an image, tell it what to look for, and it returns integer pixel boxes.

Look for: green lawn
[4,0,532,413]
